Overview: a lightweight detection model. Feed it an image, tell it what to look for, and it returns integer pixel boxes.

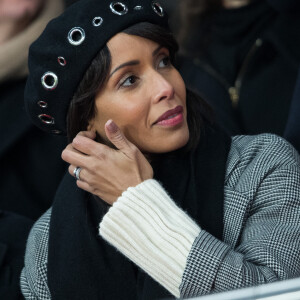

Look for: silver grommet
[93,17,103,27]
[58,56,67,66]
[38,114,55,125]
[152,1,164,17]
[41,72,58,90]
[134,5,143,10]
[51,130,62,135]
[68,27,85,46]
[38,101,48,108]
[110,2,128,15]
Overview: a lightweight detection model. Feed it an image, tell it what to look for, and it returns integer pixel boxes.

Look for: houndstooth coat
[20,134,300,299]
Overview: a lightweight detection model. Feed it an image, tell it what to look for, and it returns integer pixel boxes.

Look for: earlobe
[87,120,96,132]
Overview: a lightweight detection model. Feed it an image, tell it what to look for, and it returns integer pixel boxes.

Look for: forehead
[107,33,159,64]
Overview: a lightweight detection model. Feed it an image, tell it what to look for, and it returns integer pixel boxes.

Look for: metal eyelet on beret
[38,101,48,108]
[134,5,143,10]
[68,27,86,46]
[41,72,58,90]
[93,17,103,27]
[38,114,55,125]
[152,1,164,17]
[110,2,128,15]
[58,56,67,66]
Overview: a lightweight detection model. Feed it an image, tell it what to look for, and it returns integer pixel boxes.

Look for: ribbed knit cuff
[99,179,201,298]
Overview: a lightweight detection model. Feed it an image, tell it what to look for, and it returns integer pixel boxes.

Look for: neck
[222,0,251,9]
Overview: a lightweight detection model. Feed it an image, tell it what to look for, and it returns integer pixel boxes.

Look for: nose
[152,73,175,103]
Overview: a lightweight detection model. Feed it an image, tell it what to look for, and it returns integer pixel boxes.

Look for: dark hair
[67,22,213,152]
[175,0,222,56]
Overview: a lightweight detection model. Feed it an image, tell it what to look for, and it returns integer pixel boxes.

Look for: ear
[87,118,96,132]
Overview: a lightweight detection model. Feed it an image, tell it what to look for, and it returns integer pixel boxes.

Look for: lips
[153,105,184,126]
[153,105,184,128]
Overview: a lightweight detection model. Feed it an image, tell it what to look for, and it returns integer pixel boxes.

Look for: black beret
[25,0,169,135]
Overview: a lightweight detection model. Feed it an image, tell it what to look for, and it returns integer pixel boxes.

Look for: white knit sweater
[99,179,201,297]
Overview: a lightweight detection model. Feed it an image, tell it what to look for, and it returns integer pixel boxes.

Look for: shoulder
[20,208,52,299]
[226,134,300,188]
[228,133,299,168]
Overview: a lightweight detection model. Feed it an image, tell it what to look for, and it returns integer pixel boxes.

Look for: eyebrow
[109,45,164,78]
[109,60,139,78]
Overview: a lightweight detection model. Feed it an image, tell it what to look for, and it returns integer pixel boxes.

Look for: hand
[61,120,153,205]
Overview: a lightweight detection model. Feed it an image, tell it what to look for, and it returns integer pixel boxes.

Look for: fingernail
[106,120,118,133]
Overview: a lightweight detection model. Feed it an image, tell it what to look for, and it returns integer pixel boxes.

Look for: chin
[168,135,190,152]
[167,127,190,152]
[145,131,190,154]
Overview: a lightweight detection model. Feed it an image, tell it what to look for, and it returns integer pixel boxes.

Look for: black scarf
[48,124,231,299]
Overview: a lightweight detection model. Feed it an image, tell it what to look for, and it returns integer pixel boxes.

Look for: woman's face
[89,33,189,154]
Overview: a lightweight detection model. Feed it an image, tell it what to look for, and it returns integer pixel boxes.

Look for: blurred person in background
[0,0,67,220]
[0,0,67,297]
[176,0,300,152]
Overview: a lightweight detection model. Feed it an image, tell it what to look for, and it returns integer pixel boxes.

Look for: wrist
[99,179,201,297]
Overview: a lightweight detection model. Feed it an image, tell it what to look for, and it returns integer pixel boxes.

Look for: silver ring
[73,167,82,180]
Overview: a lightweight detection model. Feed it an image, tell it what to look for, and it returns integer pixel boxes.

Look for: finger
[76,131,96,139]
[69,164,87,182]
[76,181,111,204]
[76,179,95,194]
[63,143,84,156]
[105,120,132,152]
[68,164,74,176]
[68,165,79,178]
[62,146,90,166]
[72,135,107,156]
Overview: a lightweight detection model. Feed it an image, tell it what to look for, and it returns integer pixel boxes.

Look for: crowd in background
[175,0,300,152]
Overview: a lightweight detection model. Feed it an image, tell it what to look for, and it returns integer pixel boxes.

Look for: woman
[176,0,300,152]
[20,0,300,299]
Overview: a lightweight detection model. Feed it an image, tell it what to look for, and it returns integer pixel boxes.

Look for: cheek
[94,96,149,137]
[175,74,186,103]
[117,102,150,141]
[114,102,147,126]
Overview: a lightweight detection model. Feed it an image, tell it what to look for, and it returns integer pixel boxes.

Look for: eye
[158,56,171,69]
[119,75,139,88]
